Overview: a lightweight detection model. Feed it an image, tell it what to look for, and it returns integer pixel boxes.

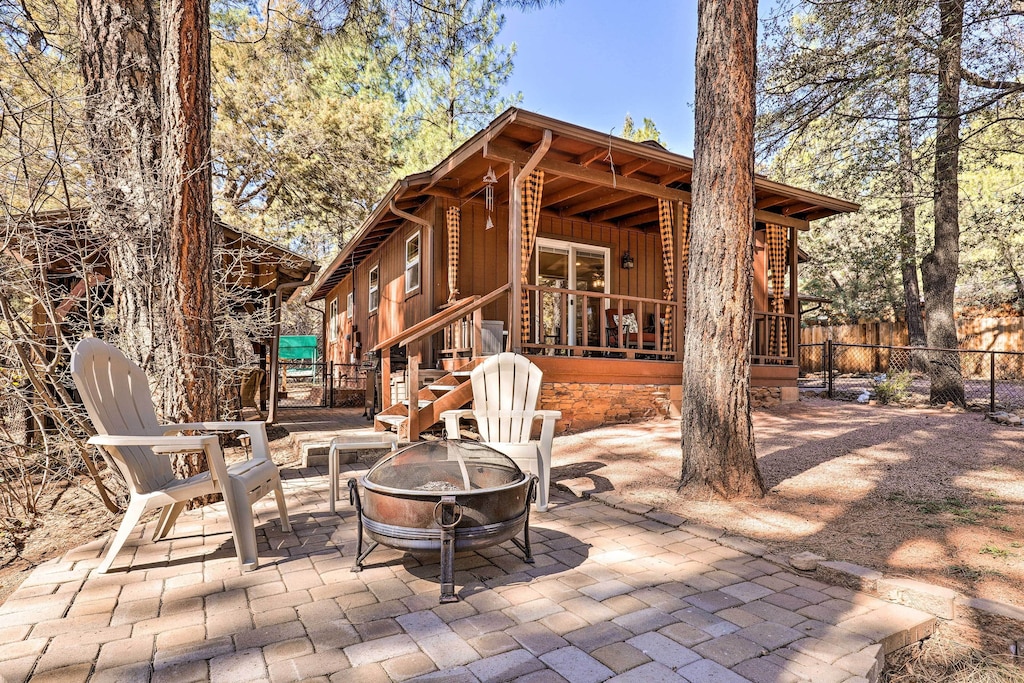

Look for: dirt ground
[3,397,1023,621]
[552,397,1024,611]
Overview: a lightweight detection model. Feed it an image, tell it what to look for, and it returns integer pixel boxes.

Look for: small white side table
[329,433,403,513]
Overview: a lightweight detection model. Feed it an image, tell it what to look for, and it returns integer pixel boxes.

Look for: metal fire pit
[347,439,536,603]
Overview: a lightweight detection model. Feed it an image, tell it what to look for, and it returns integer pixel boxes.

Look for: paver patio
[0,437,935,683]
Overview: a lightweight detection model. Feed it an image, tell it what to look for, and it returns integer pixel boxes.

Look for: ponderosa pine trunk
[78,0,167,370]
[161,0,219,430]
[921,0,966,406]
[896,36,927,371]
[680,0,766,499]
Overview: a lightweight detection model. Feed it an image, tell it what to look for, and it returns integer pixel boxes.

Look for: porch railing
[751,311,797,365]
[521,285,681,361]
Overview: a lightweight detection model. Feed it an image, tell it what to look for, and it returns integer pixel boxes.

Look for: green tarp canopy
[279,335,319,361]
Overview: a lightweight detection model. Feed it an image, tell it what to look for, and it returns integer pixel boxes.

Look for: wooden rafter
[484,141,692,203]
[782,202,816,216]
[561,191,632,217]
[620,158,654,177]
[592,197,657,223]
[754,195,789,210]
[619,209,660,228]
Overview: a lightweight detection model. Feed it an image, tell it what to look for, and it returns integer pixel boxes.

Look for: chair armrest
[88,434,230,485]
[89,434,219,450]
[162,421,273,462]
[530,410,562,422]
[439,409,475,439]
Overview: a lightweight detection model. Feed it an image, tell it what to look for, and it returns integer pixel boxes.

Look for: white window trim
[346,291,353,318]
[368,264,380,313]
[328,298,339,342]
[404,231,421,294]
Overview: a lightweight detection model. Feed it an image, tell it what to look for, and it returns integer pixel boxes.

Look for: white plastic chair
[71,337,291,573]
[441,353,561,511]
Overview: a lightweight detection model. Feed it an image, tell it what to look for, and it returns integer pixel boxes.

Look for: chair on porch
[71,337,291,573]
[604,308,658,350]
[440,353,561,511]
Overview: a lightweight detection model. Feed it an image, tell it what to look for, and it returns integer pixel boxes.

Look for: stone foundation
[751,386,783,409]
[539,383,673,433]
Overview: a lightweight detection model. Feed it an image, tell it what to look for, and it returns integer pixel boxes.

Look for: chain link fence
[276,361,366,408]
[798,341,1024,412]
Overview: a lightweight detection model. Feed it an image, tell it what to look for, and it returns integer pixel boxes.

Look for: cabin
[5,208,317,419]
[308,109,858,436]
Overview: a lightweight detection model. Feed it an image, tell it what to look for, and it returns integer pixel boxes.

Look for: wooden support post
[380,352,392,411]
[789,225,799,364]
[472,309,483,358]
[508,161,521,352]
[407,354,420,441]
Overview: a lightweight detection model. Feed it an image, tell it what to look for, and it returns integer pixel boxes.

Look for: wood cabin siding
[325,280,353,366]
[324,203,436,365]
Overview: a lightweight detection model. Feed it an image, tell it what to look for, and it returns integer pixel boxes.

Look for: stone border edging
[582,489,1024,649]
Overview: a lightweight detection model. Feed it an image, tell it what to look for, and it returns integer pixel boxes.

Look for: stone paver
[0,415,937,683]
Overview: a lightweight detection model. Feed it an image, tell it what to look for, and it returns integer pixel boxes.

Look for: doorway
[535,238,610,348]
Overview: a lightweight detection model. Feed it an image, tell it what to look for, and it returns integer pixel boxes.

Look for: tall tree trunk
[896,33,927,372]
[680,0,766,499]
[78,0,167,370]
[921,0,966,406]
[161,0,218,426]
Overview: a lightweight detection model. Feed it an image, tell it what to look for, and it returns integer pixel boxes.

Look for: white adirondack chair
[441,353,561,511]
[71,337,291,573]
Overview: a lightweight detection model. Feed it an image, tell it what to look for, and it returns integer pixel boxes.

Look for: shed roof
[310,108,859,301]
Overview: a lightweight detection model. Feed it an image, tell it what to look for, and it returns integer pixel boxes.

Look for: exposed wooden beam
[485,142,691,203]
[782,202,816,216]
[592,197,657,223]
[754,211,810,231]
[619,209,659,228]
[755,195,788,209]
[420,186,461,200]
[804,209,836,222]
[576,148,608,167]
[659,170,690,184]
[561,191,632,217]
[620,158,653,177]
[542,183,595,207]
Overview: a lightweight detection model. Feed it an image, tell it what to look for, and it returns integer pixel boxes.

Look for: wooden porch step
[402,400,433,409]
[428,384,455,392]
[376,415,407,427]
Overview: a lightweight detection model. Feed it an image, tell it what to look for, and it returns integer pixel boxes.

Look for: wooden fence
[800,317,1024,378]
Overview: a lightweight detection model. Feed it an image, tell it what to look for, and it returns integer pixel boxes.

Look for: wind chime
[482,166,498,229]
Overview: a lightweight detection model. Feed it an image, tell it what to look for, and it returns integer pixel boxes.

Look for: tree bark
[896,33,927,372]
[161,0,218,427]
[921,0,966,406]
[680,0,766,499]
[78,0,167,370]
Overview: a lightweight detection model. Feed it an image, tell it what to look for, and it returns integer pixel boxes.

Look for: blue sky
[498,0,778,156]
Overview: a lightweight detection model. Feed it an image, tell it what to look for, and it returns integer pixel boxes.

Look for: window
[368,265,379,313]
[329,298,339,342]
[405,232,421,293]
[346,291,353,319]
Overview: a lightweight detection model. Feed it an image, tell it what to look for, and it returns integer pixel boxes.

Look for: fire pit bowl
[347,439,537,602]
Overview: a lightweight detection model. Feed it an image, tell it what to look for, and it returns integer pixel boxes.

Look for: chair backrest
[605,308,639,333]
[71,338,171,493]
[469,353,543,444]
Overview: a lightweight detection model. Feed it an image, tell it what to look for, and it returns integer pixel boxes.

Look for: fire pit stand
[344,439,538,603]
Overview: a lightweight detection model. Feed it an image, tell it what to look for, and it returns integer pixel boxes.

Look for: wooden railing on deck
[521,285,680,360]
[372,284,510,438]
[751,311,797,365]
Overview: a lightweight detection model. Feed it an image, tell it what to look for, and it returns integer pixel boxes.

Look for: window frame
[328,298,339,342]
[404,231,421,294]
[368,264,380,313]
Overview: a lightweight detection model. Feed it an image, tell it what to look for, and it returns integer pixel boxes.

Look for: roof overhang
[309,107,860,301]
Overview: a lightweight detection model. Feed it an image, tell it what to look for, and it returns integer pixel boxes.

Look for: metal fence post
[826,339,834,399]
[328,361,335,408]
[990,352,996,413]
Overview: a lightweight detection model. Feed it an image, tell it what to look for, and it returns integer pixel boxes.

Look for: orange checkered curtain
[679,202,690,319]
[767,223,788,360]
[519,170,544,344]
[446,207,460,304]
[658,200,674,351]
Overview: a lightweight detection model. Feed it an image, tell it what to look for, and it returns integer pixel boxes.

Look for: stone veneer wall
[539,383,673,433]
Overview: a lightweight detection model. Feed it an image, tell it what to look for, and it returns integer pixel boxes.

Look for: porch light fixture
[621,251,635,269]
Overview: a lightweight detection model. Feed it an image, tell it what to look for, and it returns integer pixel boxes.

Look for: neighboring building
[308,109,858,436]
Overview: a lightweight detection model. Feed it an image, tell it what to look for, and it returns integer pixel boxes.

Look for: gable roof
[310,108,859,301]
